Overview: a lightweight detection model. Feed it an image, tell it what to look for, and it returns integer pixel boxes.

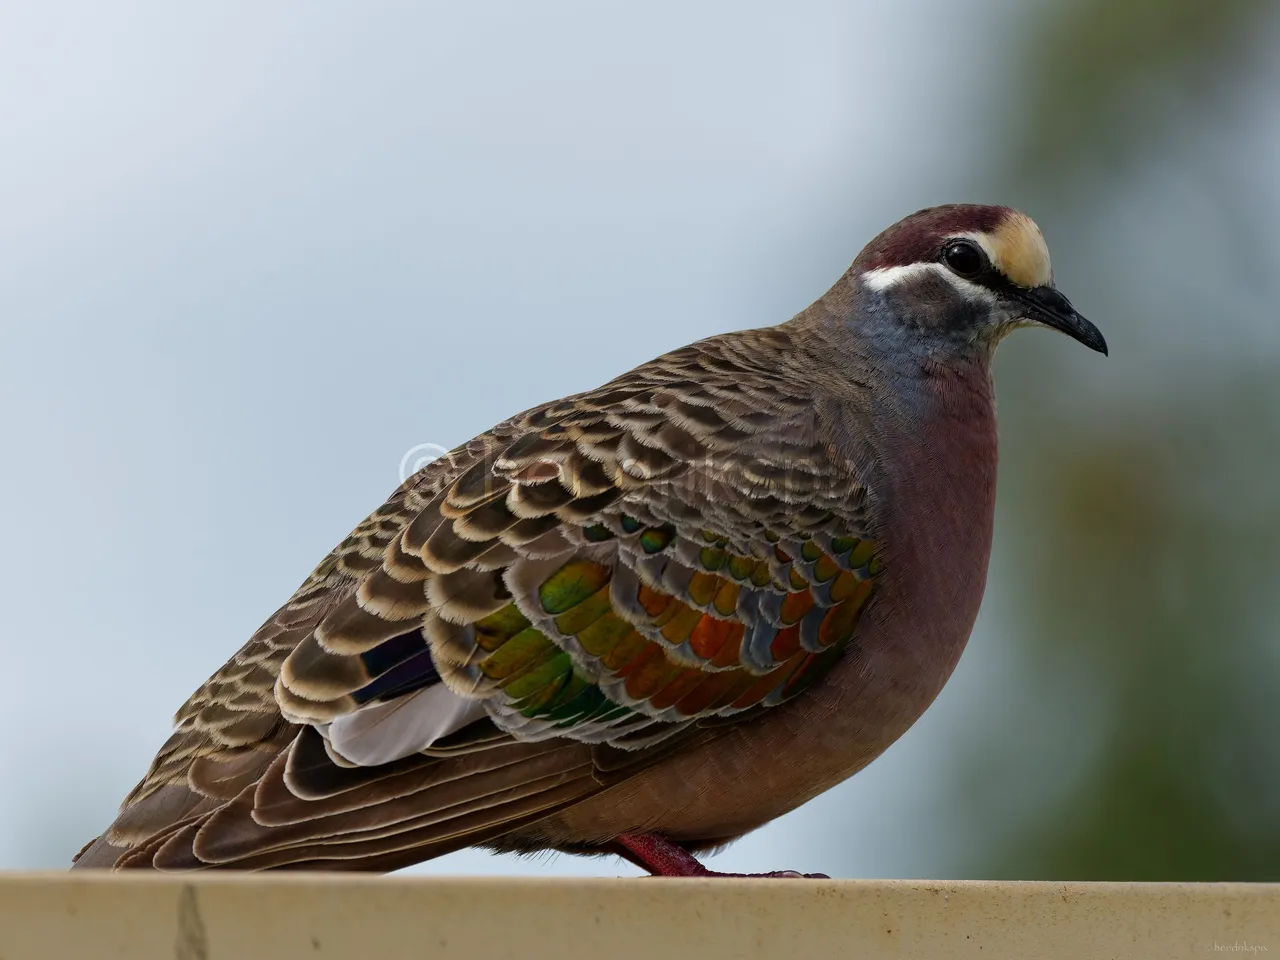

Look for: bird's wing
[77,328,882,870]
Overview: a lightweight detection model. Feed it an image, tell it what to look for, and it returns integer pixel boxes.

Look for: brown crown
[853,204,1013,272]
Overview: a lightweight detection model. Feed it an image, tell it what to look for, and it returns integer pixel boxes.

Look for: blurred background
[1,0,1278,880]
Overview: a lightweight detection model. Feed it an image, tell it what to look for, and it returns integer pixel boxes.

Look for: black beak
[1016,286,1108,356]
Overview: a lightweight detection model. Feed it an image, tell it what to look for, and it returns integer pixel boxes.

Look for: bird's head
[849,204,1107,362]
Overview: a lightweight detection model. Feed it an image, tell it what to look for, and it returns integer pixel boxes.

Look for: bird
[72,203,1106,877]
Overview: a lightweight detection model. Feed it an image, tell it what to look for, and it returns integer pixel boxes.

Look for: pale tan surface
[0,874,1276,960]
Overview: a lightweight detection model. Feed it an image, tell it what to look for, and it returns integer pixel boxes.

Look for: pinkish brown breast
[527,362,1000,849]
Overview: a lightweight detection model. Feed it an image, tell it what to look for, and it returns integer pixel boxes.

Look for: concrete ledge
[0,874,1276,959]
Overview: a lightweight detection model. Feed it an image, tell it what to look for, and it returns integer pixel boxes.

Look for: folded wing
[75,328,882,870]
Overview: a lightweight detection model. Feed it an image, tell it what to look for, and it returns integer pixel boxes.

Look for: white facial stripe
[860,262,996,303]
[859,262,939,292]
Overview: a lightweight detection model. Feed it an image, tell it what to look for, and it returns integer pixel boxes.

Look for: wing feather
[75,327,883,870]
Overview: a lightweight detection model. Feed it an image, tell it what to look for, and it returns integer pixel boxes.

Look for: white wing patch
[320,685,489,766]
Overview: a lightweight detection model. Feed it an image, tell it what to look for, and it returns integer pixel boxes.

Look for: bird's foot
[615,832,828,879]
[706,869,832,879]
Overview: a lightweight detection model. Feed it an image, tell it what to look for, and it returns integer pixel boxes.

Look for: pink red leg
[615,833,829,879]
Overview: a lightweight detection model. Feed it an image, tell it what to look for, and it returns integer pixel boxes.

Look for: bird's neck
[787,287,1001,575]
[863,354,999,653]
[876,356,999,522]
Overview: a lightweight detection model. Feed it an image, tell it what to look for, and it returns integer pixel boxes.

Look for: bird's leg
[614,833,829,879]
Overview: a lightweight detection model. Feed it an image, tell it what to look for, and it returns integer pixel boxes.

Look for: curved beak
[1015,286,1108,356]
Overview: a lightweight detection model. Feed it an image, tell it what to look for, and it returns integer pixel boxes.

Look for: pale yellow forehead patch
[966,212,1053,289]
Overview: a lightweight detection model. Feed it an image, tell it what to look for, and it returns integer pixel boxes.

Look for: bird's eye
[942,240,986,279]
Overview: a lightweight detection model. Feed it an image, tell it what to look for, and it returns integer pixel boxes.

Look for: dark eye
[942,240,986,279]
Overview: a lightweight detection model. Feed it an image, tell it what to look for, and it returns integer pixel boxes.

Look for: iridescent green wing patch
[463,528,879,736]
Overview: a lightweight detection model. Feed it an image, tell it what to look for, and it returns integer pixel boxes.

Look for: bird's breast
[538,373,1001,845]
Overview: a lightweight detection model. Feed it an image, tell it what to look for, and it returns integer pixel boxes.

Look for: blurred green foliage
[1012,0,1272,175]
[958,0,1280,880]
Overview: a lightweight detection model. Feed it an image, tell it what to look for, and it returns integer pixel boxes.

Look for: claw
[616,833,829,879]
